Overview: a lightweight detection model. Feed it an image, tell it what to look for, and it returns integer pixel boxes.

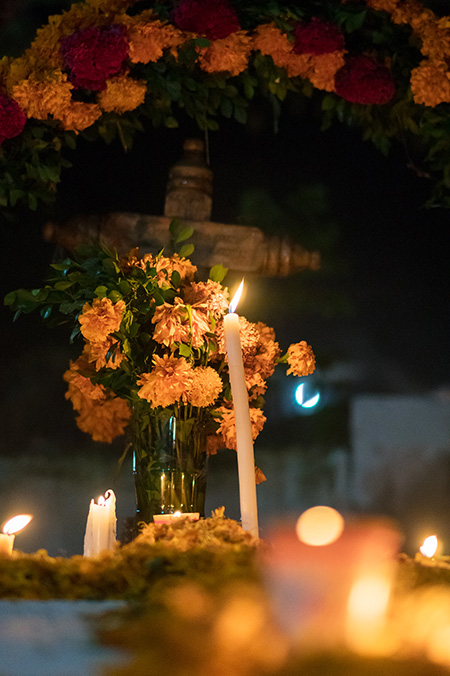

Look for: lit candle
[83,489,116,557]
[415,535,450,569]
[0,514,33,555]
[223,280,258,539]
[153,511,200,524]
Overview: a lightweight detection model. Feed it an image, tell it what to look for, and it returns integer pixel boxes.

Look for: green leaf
[175,225,194,243]
[4,291,16,306]
[54,280,74,290]
[209,264,228,283]
[171,270,181,288]
[108,290,123,302]
[179,243,194,258]
[178,343,191,357]
[95,285,108,297]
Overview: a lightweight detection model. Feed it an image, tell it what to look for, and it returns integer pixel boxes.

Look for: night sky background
[1,1,450,552]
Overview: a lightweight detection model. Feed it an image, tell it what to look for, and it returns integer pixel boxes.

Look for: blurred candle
[153,511,199,524]
[0,514,33,555]
[263,508,401,653]
[83,489,116,557]
[415,535,450,569]
[223,280,258,539]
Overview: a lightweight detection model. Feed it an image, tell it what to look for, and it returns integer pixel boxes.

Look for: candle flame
[174,511,182,518]
[98,495,106,506]
[296,506,344,546]
[420,535,438,558]
[3,514,33,535]
[229,279,244,314]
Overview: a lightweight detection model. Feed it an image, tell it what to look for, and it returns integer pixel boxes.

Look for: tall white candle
[223,281,259,538]
[83,489,116,557]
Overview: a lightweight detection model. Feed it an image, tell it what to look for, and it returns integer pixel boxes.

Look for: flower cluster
[6,244,315,478]
[2,0,448,148]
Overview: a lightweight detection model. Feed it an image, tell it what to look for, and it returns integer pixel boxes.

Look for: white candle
[223,280,259,538]
[83,489,116,557]
[0,514,33,556]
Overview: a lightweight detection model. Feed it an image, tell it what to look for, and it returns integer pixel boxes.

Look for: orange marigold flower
[56,101,102,132]
[11,71,73,120]
[207,433,223,456]
[152,298,210,348]
[98,73,147,113]
[286,341,316,377]
[187,366,223,407]
[135,252,197,286]
[252,23,293,68]
[410,60,450,106]
[183,280,229,319]
[79,297,126,344]
[215,405,266,450]
[63,353,106,409]
[197,32,252,76]
[255,466,267,484]
[124,17,183,63]
[85,337,126,370]
[137,354,193,408]
[365,0,400,12]
[76,396,131,443]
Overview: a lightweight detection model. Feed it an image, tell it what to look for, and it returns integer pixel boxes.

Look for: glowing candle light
[83,489,116,557]
[223,280,258,538]
[0,514,33,555]
[420,535,438,558]
[415,534,450,569]
[153,512,199,524]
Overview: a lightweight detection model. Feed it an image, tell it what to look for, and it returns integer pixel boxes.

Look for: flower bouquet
[5,231,315,522]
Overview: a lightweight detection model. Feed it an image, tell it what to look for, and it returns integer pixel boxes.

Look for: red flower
[293,18,345,55]
[60,24,129,91]
[171,0,240,40]
[0,92,26,145]
[334,54,396,104]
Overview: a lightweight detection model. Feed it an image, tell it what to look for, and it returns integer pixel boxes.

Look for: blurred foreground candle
[262,507,401,654]
[83,489,116,557]
[153,511,200,524]
[223,280,258,539]
[0,514,33,555]
[415,535,450,569]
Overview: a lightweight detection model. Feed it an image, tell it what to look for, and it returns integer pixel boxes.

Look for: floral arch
[1,0,450,213]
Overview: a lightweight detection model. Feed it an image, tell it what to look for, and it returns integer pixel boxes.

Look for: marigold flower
[183,280,229,319]
[171,0,240,40]
[60,24,129,90]
[410,60,450,106]
[255,466,267,484]
[124,17,183,64]
[11,71,73,120]
[152,299,210,348]
[252,23,293,68]
[334,54,396,104]
[293,18,345,56]
[137,354,193,408]
[135,252,197,286]
[197,32,252,76]
[57,101,102,131]
[79,298,126,344]
[63,353,106,407]
[286,341,316,377]
[98,73,147,113]
[288,51,345,92]
[0,92,26,145]
[215,405,266,450]
[187,366,223,407]
[76,396,131,443]
[85,337,126,370]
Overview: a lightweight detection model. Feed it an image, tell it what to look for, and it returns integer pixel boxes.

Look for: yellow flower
[56,101,102,132]
[76,396,131,443]
[286,341,316,377]
[215,406,266,450]
[252,23,293,68]
[197,32,252,76]
[123,16,183,64]
[137,354,193,408]
[79,298,126,344]
[12,71,73,120]
[410,60,450,106]
[187,367,223,408]
[63,353,106,409]
[183,280,229,319]
[85,337,126,370]
[98,74,147,113]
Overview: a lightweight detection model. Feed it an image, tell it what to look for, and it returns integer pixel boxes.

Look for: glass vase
[130,405,208,523]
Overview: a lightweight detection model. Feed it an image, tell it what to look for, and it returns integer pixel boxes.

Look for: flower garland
[1,0,450,211]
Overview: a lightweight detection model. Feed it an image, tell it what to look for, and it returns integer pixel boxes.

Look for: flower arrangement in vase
[5,224,316,522]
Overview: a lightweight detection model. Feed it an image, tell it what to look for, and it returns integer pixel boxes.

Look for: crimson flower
[293,18,345,55]
[334,54,396,104]
[171,0,240,40]
[0,92,26,145]
[60,24,129,91]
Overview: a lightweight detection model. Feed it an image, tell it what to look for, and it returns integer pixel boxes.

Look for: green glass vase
[131,405,208,523]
